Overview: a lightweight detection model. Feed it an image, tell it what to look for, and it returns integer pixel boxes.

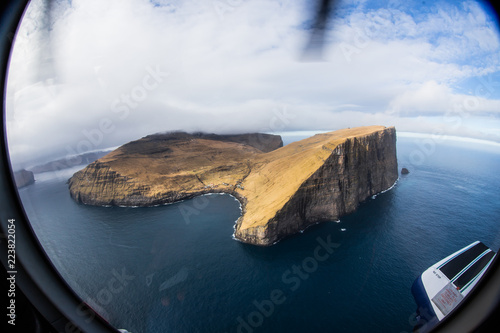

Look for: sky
[5,0,500,167]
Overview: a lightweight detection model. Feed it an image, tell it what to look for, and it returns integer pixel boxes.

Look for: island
[14,169,35,188]
[68,125,398,246]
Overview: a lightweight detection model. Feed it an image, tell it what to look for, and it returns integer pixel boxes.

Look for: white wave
[370,178,398,200]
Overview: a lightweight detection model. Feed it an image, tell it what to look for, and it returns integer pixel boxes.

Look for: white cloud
[388,80,500,117]
[5,0,500,167]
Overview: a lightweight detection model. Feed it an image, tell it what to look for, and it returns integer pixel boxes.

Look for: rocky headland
[68,126,398,246]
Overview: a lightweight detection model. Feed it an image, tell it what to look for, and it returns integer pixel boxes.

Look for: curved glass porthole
[5,1,500,332]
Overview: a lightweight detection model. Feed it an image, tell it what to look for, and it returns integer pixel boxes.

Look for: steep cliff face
[69,162,159,206]
[69,126,397,246]
[233,127,398,245]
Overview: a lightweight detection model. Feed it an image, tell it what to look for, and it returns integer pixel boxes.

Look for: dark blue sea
[17,134,500,333]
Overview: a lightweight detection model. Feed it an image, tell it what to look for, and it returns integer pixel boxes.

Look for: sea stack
[68,126,398,246]
[14,169,35,188]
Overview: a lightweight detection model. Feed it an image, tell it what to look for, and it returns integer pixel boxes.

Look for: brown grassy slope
[97,136,266,196]
[68,133,283,205]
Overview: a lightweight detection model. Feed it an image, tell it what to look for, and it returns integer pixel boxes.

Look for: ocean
[16,134,500,333]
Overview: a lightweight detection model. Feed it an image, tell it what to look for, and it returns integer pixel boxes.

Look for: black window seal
[0,1,121,332]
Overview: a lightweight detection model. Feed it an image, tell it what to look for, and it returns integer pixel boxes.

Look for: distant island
[29,150,110,174]
[68,126,398,246]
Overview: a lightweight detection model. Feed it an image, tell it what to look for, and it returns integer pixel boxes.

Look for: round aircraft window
[4,1,500,332]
